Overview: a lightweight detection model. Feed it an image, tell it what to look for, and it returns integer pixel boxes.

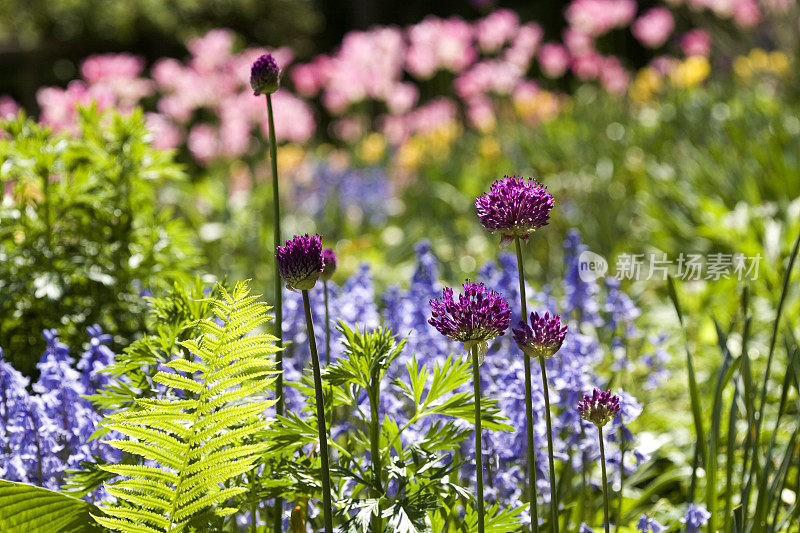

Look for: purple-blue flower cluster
[274,233,650,527]
[0,327,119,494]
[428,281,511,349]
[276,233,324,291]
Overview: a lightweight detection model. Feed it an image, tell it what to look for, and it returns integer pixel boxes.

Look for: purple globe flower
[475,176,555,246]
[320,248,337,282]
[429,281,511,362]
[512,311,568,359]
[276,234,324,291]
[578,389,621,428]
[250,53,281,96]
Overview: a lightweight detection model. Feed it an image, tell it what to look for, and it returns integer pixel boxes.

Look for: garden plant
[1,1,800,532]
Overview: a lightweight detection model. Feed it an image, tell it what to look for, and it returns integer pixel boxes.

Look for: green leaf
[0,480,105,533]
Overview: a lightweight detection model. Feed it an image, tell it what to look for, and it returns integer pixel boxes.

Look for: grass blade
[666,275,707,484]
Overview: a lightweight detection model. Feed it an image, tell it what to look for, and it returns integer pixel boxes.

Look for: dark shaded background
[0,0,577,111]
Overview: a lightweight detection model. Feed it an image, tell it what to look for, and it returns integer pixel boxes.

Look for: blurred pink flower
[80,54,154,106]
[456,60,522,99]
[406,16,476,79]
[503,23,543,69]
[680,29,712,56]
[264,91,316,143]
[466,96,495,132]
[188,29,236,74]
[538,43,570,78]
[37,81,115,134]
[332,117,364,142]
[385,82,419,115]
[145,113,182,150]
[563,28,594,56]
[565,0,637,37]
[188,123,219,163]
[632,8,675,48]
[732,0,761,28]
[476,9,520,53]
[571,50,603,80]
[0,96,19,119]
[599,56,630,93]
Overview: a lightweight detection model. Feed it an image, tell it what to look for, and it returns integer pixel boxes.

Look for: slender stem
[616,443,624,533]
[324,281,331,365]
[369,369,382,533]
[302,289,334,533]
[267,94,284,532]
[599,426,610,533]
[472,344,485,533]
[539,358,559,533]
[515,236,540,533]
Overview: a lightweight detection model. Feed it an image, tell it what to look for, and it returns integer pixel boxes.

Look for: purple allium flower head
[475,176,555,246]
[276,233,324,291]
[680,504,711,533]
[512,311,568,359]
[637,515,667,533]
[578,388,621,428]
[429,281,511,362]
[320,248,337,282]
[250,53,281,96]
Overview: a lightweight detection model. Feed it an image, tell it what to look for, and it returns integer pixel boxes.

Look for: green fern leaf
[96,281,280,533]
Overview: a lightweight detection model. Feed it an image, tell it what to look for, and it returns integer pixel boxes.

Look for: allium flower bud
[276,234,324,291]
[320,248,337,281]
[512,311,567,359]
[429,281,511,363]
[475,176,554,246]
[578,388,621,428]
[250,53,281,96]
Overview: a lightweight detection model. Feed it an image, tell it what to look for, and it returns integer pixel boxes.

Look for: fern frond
[97,281,280,533]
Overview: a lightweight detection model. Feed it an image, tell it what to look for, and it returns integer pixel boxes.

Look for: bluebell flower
[680,503,711,532]
[1,347,31,482]
[638,515,667,532]
[77,325,116,395]
[297,164,390,226]
[604,277,640,337]
[562,230,603,327]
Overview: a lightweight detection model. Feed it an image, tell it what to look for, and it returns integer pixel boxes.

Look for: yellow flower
[276,143,305,175]
[670,56,710,88]
[768,51,789,75]
[478,136,501,160]
[630,67,663,102]
[733,55,752,79]
[356,132,386,164]
[514,91,560,124]
[396,136,424,169]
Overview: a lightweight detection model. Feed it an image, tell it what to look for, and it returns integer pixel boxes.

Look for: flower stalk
[472,343,485,533]
[599,425,610,533]
[539,357,559,533]
[302,289,334,533]
[514,236,540,533]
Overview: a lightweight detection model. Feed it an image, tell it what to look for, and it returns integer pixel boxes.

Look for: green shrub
[0,107,199,375]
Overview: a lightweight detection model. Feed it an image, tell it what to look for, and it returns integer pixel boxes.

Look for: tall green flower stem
[538,357,559,532]
[514,236,540,533]
[324,281,331,364]
[471,344,485,533]
[598,425,610,533]
[302,289,334,533]
[368,357,382,533]
[266,94,285,531]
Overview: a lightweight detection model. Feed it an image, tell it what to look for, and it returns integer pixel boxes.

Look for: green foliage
[0,108,199,376]
[266,323,517,531]
[665,227,800,532]
[93,281,280,533]
[0,480,105,533]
